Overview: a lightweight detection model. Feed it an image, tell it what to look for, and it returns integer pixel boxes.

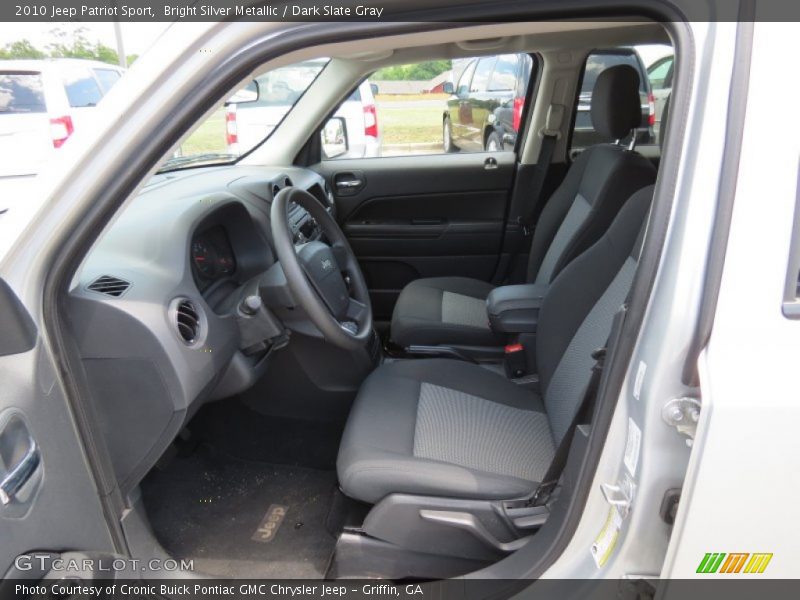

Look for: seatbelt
[529,345,607,507]
[517,104,564,236]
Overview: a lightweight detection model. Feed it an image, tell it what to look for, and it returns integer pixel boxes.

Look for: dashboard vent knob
[87,275,131,297]
[175,299,201,344]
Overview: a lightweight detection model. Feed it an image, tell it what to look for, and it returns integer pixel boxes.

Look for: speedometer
[191,240,217,278]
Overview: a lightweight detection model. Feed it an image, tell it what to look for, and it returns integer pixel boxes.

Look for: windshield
[160,58,329,172]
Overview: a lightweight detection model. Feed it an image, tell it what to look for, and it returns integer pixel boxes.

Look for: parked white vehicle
[0,58,124,177]
[226,60,381,158]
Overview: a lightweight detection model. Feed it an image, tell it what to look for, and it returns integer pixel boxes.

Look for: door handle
[336,179,363,189]
[0,438,40,505]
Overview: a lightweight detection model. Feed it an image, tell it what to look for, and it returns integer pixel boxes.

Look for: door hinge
[661,397,701,446]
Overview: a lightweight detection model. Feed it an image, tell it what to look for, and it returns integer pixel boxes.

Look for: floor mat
[141,445,337,579]
[189,400,344,470]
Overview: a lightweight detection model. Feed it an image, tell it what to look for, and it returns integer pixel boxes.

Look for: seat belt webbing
[529,345,607,507]
[518,133,557,236]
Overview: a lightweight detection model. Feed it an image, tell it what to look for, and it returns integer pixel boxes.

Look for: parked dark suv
[572,48,655,150]
[443,48,654,154]
[442,53,534,152]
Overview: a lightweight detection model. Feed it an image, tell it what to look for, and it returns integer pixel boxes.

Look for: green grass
[375,93,450,102]
[377,103,444,146]
[179,97,447,155]
[180,108,227,155]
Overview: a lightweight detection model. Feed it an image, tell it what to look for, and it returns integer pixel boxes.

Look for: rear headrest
[659,95,671,151]
[590,65,642,140]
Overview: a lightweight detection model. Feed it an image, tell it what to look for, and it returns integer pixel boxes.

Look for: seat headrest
[590,64,642,140]
[659,95,671,151]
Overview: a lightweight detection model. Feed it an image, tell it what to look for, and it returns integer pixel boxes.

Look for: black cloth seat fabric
[390,276,504,347]
[390,65,656,349]
[339,186,654,504]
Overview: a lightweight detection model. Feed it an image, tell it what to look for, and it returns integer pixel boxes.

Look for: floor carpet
[141,445,338,579]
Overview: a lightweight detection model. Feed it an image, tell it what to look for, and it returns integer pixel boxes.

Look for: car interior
[58,19,676,580]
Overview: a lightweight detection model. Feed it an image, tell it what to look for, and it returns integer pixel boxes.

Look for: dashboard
[67,164,333,494]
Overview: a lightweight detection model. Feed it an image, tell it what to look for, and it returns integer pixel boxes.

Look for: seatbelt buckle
[515,216,532,237]
[529,479,558,507]
[591,347,607,372]
[504,343,527,378]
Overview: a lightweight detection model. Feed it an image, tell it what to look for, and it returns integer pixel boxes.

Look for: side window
[488,54,519,92]
[324,54,536,160]
[0,72,46,113]
[470,57,496,93]
[456,60,477,96]
[93,68,122,94]
[570,50,651,153]
[647,56,673,90]
[63,68,103,108]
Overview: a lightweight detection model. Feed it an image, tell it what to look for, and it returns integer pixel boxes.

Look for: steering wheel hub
[270,187,373,350]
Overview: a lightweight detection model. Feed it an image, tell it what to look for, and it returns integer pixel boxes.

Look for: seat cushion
[390,277,505,348]
[337,359,555,504]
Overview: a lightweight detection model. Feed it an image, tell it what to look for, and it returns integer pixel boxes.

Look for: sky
[0,22,171,56]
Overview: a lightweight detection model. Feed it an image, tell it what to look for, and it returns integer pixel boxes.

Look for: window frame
[456,59,477,97]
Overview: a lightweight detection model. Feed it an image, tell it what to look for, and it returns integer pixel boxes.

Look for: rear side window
[0,72,46,113]
[93,68,121,93]
[63,69,103,108]
[570,49,652,153]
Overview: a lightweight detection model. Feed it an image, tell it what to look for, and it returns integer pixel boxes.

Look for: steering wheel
[270,187,373,350]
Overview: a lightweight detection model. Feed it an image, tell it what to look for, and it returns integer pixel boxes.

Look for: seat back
[536,185,653,443]
[526,65,656,286]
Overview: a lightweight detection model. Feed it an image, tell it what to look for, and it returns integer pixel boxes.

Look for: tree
[0,27,132,66]
[0,40,46,60]
[374,60,452,81]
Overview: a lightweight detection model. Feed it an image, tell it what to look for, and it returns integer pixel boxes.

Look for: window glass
[648,56,673,90]
[488,54,519,92]
[164,59,328,170]
[93,68,121,93]
[325,54,536,160]
[63,69,103,107]
[570,49,653,151]
[470,57,496,93]
[456,60,477,96]
[580,52,646,95]
[0,72,46,113]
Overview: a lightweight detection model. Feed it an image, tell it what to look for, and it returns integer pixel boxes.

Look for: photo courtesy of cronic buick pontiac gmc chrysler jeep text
[0,1,798,594]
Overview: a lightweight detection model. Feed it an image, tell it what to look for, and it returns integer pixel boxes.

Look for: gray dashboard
[66,164,331,494]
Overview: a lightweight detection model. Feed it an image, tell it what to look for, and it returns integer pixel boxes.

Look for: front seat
[338,185,653,503]
[390,65,656,350]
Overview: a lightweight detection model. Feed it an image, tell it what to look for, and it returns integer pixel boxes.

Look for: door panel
[0,278,114,577]
[315,152,516,320]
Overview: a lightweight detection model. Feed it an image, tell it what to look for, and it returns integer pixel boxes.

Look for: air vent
[272,184,281,197]
[174,299,201,344]
[87,275,131,297]
[283,177,293,188]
